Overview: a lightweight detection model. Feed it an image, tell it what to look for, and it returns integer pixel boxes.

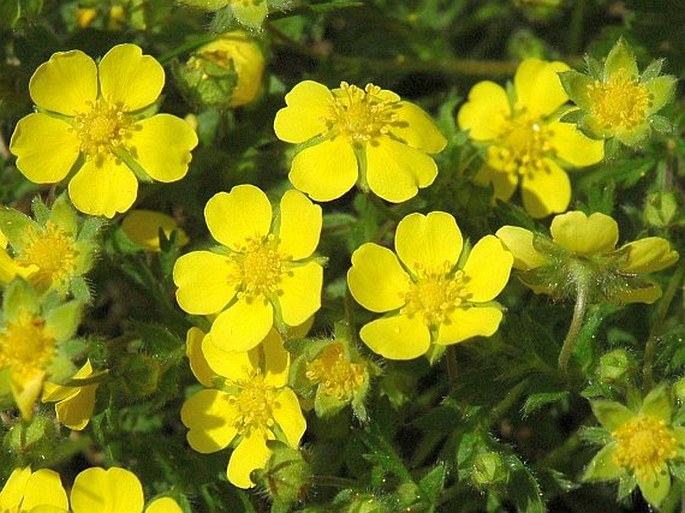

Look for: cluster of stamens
[0,312,55,380]
[227,374,276,435]
[17,222,77,289]
[73,99,133,159]
[612,415,678,478]
[326,82,400,145]
[231,235,287,301]
[491,113,554,179]
[586,69,652,130]
[306,342,366,401]
[401,263,471,327]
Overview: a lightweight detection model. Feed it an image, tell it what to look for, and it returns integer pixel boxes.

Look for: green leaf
[504,453,544,513]
[359,427,413,483]
[522,391,568,416]
[417,462,447,507]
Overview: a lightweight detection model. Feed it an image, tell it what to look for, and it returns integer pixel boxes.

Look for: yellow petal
[348,243,410,313]
[391,102,447,152]
[12,370,45,419]
[462,235,513,302]
[277,190,322,260]
[457,81,511,140]
[202,331,257,381]
[514,59,570,117]
[126,115,197,182]
[548,121,604,167]
[365,136,438,203]
[359,315,431,360]
[181,389,238,453]
[520,159,570,218]
[620,237,679,274]
[29,50,97,115]
[121,210,189,251]
[289,138,358,202]
[173,251,239,314]
[98,44,165,111]
[495,226,549,270]
[436,306,503,345]
[68,156,138,218]
[210,297,273,352]
[273,388,306,447]
[550,211,618,255]
[10,114,80,183]
[70,467,144,513]
[0,468,32,510]
[618,282,663,305]
[261,329,289,388]
[20,469,69,511]
[227,430,273,489]
[145,497,183,513]
[273,80,332,143]
[395,211,462,274]
[278,262,323,327]
[475,163,519,202]
[186,327,216,387]
[205,186,272,251]
[54,383,97,431]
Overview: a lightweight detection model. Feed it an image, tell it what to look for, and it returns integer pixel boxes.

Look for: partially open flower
[43,360,99,430]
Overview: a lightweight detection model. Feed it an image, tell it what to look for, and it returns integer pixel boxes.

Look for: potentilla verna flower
[347,211,513,360]
[559,37,677,147]
[182,327,306,488]
[9,44,198,218]
[457,58,604,218]
[273,80,447,203]
[173,184,324,352]
[584,386,685,508]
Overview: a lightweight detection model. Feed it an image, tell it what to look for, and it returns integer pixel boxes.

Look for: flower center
[74,99,134,159]
[231,235,286,301]
[490,114,554,179]
[17,222,77,289]
[612,415,678,478]
[586,70,652,130]
[401,264,471,326]
[0,312,55,380]
[306,342,366,402]
[228,375,276,435]
[326,82,400,145]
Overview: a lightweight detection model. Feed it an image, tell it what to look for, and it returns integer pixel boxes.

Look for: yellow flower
[0,467,68,512]
[496,210,679,304]
[42,360,98,431]
[9,44,198,218]
[347,211,513,360]
[182,327,306,488]
[121,210,189,251]
[69,467,182,513]
[192,31,265,107]
[306,342,366,403]
[0,280,82,418]
[457,58,604,218]
[584,387,685,508]
[173,184,323,352]
[273,80,447,203]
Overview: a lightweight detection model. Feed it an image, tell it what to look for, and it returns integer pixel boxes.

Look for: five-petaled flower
[496,210,679,304]
[9,44,198,218]
[173,184,324,352]
[457,58,604,218]
[274,80,447,203]
[584,386,685,508]
[347,211,513,360]
[182,326,306,488]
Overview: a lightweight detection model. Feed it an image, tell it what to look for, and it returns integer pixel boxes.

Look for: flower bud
[256,442,310,507]
[599,349,634,384]
[472,452,508,487]
[644,191,679,228]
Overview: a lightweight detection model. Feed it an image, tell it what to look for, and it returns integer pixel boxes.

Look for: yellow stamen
[490,114,554,179]
[326,82,400,145]
[0,312,55,381]
[74,99,134,160]
[612,415,678,478]
[586,69,652,130]
[230,234,288,301]
[227,374,276,435]
[401,263,471,327]
[17,222,77,289]
[306,342,366,401]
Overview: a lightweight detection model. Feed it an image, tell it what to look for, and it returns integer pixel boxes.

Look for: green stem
[567,0,586,55]
[489,379,529,421]
[558,275,590,372]
[445,345,458,389]
[643,261,685,388]
[311,475,358,488]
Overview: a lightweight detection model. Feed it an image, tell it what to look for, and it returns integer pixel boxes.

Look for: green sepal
[584,54,602,79]
[0,367,12,397]
[557,70,592,109]
[641,58,664,81]
[559,108,584,124]
[314,389,347,419]
[3,279,39,320]
[646,75,677,113]
[590,399,634,430]
[582,443,622,482]
[603,37,638,79]
[637,469,671,508]
[46,352,78,384]
[30,195,51,226]
[47,194,78,235]
[45,300,83,341]
[232,0,268,29]
[649,114,674,134]
[616,474,638,501]
[0,207,35,249]
[640,385,671,422]
[177,0,227,11]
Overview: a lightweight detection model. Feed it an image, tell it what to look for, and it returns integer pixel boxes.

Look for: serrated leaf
[359,428,413,482]
[505,454,544,513]
[418,462,447,506]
